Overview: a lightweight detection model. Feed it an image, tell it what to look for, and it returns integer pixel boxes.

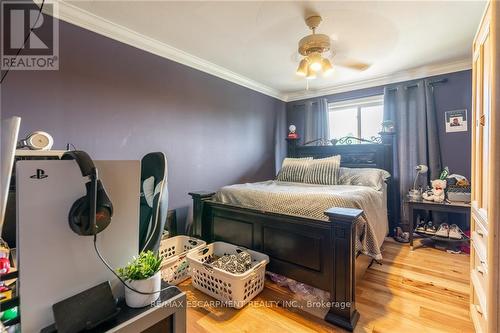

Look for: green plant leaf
[117,251,163,281]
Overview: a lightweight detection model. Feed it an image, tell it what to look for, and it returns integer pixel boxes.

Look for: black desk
[406,199,471,250]
[41,283,186,333]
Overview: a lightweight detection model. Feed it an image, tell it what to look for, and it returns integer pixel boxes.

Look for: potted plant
[117,251,163,308]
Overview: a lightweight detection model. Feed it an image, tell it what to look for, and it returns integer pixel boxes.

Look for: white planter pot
[124,272,161,308]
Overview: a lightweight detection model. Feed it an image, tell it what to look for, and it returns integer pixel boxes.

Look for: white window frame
[327,95,384,139]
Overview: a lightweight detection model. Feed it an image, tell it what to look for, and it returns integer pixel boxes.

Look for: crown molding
[284,58,472,102]
[50,1,286,101]
[45,1,471,104]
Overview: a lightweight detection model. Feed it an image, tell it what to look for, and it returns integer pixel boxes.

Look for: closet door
[472,0,490,226]
[471,1,499,332]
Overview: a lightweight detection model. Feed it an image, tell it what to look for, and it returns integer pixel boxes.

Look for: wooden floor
[178,239,473,333]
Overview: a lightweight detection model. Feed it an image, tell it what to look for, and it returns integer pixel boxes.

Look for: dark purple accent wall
[433,71,472,179]
[1,20,285,232]
[287,70,472,178]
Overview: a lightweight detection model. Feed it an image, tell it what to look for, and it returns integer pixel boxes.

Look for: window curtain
[304,98,329,144]
[274,103,287,174]
[384,79,443,224]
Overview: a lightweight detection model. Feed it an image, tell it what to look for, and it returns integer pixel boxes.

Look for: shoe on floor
[449,224,464,240]
[416,221,427,233]
[425,221,437,235]
[393,227,410,243]
[435,223,450,237]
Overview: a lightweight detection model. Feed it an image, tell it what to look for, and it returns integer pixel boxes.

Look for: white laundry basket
[159,235,206,285]
[187,242,269,309]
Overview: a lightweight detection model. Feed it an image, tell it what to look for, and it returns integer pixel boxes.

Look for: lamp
[308,52,322,72]
[322,58,333,76]
[296,15,336,80]
[306,66,316,80]
[296,53,334,79]
[296,59,308,76]
[408,164,428,200]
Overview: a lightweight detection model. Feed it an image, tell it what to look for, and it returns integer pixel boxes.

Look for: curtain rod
[386,78,448,92]
[428,78,448,85]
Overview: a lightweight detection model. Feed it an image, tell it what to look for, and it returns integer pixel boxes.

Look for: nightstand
[405,199,471,250]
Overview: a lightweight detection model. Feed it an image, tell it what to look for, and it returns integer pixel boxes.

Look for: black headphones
[62,151,113,236]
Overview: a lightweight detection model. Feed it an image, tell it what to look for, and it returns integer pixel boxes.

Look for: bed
[189,134,396,331]
[215,180,388,260]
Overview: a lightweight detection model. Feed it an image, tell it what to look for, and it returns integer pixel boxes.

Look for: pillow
[338,167,391,190]
[276,157,312,182]
[303,155,341,185]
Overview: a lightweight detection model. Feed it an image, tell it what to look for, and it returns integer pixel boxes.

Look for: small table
[406,199,471,250]
[41,282,186,333]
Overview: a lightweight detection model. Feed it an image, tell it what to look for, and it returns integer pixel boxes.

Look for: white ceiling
[58,1,485,101]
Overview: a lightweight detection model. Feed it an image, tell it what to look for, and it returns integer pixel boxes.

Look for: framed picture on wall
[445,109,468,133]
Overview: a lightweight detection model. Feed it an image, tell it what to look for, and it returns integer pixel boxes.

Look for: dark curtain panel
[384,79,443,224]
[274,103,287,174]
[304,98,329,144]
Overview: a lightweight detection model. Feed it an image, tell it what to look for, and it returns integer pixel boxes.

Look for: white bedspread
[214,181,388,260]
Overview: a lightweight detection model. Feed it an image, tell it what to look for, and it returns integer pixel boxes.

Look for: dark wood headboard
[286,133,398,235]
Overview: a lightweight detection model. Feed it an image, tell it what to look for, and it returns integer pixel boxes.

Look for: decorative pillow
[303,155,341,185]
[276,157,313,183]
[338,167,391,190]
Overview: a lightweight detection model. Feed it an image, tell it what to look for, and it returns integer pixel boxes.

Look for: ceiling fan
[295,15,371,79]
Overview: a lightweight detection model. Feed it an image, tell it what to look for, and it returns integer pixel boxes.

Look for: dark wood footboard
[189,191,362,331]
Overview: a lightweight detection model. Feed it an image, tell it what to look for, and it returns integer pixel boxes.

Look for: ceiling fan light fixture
[322,58,334,76]
[308,52,322,72]
[306,66,316,80]
[296,59,309,76]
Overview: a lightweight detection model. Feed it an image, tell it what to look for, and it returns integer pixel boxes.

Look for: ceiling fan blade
[335,60,372,71]
[329,37,371,71]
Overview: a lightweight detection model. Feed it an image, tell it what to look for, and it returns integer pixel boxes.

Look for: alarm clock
[17,131,54,150]
[288,125,298,139]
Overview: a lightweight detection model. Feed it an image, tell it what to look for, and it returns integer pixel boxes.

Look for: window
[327,95,384,143]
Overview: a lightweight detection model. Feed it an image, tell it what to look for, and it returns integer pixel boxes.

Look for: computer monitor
[1,117,21,237]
